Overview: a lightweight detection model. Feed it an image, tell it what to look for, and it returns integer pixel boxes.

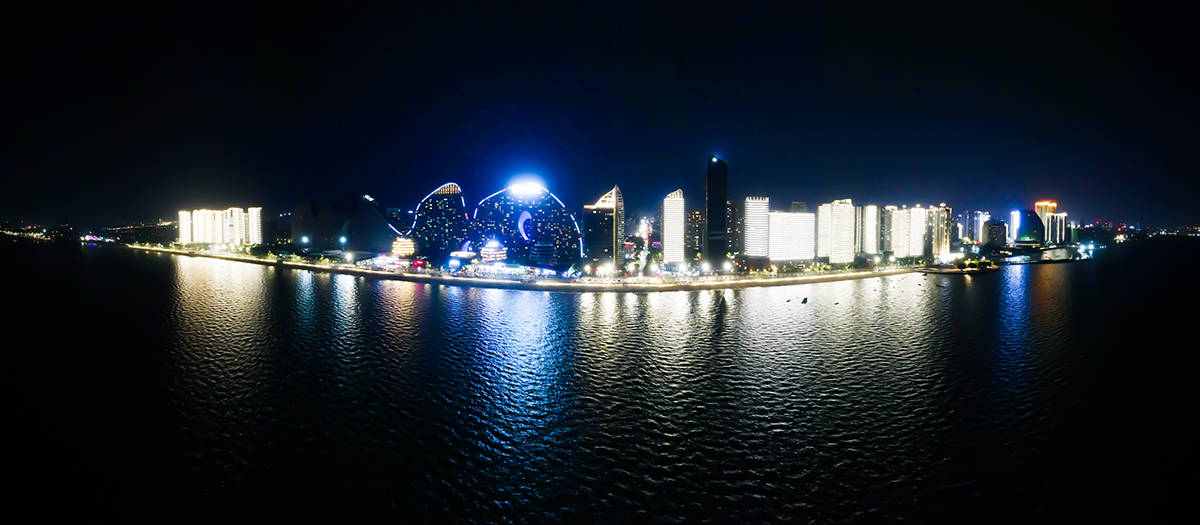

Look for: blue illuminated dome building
[410,182,469,262]
[469,183,582,270]
[1010,209,1045,247]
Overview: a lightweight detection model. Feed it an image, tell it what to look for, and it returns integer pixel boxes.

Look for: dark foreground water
[5,238,1197,522]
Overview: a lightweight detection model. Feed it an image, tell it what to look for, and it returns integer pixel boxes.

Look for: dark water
[5,238,1196,522]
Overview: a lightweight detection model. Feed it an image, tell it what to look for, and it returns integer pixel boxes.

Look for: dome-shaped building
[470,183,582,269]
[411,182,469,261]
[1010,209,1045,246]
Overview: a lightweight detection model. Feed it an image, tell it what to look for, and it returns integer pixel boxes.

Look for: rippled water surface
[7,239,1196,521]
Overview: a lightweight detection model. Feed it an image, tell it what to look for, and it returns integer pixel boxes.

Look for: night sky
[7,4,1198,228]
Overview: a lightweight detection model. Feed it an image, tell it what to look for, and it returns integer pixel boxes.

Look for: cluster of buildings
[177,207,263,245]
[171,156,1079,274]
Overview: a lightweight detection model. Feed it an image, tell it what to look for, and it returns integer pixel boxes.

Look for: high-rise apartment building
[768,211,815,261]
[858,204,879,254]
[662,189,685,264]
[818,199,855,264]
[583,186,625,264]
[178,210,192,244]
[743,196,769,258]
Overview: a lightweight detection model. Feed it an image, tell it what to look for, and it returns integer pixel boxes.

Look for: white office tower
[662,189,685,264]
[927,204,951,256]
[223,207,246,245]
[769,211,815,261]
[247,207,263,245]
[859,204,879,254]
[817,203,831,258]
[743,196,770,257]
[1046,212,1068,244]
[178,210,192,244]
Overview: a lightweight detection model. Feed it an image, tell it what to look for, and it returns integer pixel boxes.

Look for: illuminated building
[927,204,952,257]
[662,189,685,264]
[743,196,769,257]
[1035,200,1057,229]
[726,200,743,256]
[1046,212,1068,244]
[1011,209,1045,246]
[857,204,879,254]
[818,199,855,264]
[480,240,507,262]
[908,206,927,258]
[470,182,582,269]
[391,237,416,257]
[223,207,246,245]
[769,211,815,261]
[966,210,990,243]
[411,182,469,258]
[704,155,728,263]
[983,219,1007,247]
[686,210,704,252]
[881,205,897,253]
[583,186,625,264]
[247,207,263,245]
[177,210,192,244]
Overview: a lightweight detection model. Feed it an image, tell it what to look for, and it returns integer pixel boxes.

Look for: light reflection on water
[155,251,1100,520]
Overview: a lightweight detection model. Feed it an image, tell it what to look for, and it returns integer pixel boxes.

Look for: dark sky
[6,3,1198,228]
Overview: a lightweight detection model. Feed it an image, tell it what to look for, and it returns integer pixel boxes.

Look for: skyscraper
[224,207,246,245]
[1035,200,1057,229]
[789,201,807,213]
[984,219,1007,247]
[882,205,897,253]
[858,204,879,254]
[891,207,911,258]
[927,204,952,257]
[818,199,855,264]
[583,186,625,264]
[768,211,815,261]
[662,189,685,265]
[704,155,728,263]
[686,210,704,253]
[178,210,192,244]
[743,196,769,258]
[247,207,263,245]
[908,205,927,258]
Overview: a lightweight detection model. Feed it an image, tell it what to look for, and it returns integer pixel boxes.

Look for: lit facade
[391,237,416,257]
[662,189,685,264]
[769,211,815,261]
[412,182,469,257]
[178,210,192,244]
[927,204,951,256]
[881,205,897,253]
[178,207,261,245]
[743,196,769,257]
[470,183,582,269]
[818,199,855,263]
[858,204,879,254]
[247,207,263,244]
[583,186,625,264]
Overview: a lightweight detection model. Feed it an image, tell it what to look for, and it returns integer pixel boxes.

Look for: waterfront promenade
[125,245,917,292]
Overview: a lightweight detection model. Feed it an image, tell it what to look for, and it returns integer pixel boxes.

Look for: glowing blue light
[300,236,310,244]
[712,156,718,163]
[517,210,533,241]
[339,236,347,245]
[448,258,461,268]
[486,239,501,249]
[510,182,545,196]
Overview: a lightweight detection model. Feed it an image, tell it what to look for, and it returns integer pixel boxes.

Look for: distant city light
[339,236,348,245]
[300,235,310,244]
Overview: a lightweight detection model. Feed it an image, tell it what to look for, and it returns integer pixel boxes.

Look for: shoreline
[123,244,918,293]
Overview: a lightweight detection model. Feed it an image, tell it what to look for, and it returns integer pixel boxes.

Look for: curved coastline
[123,244,917,292]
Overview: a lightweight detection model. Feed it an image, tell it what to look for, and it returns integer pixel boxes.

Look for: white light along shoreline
[125,245,918,293]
